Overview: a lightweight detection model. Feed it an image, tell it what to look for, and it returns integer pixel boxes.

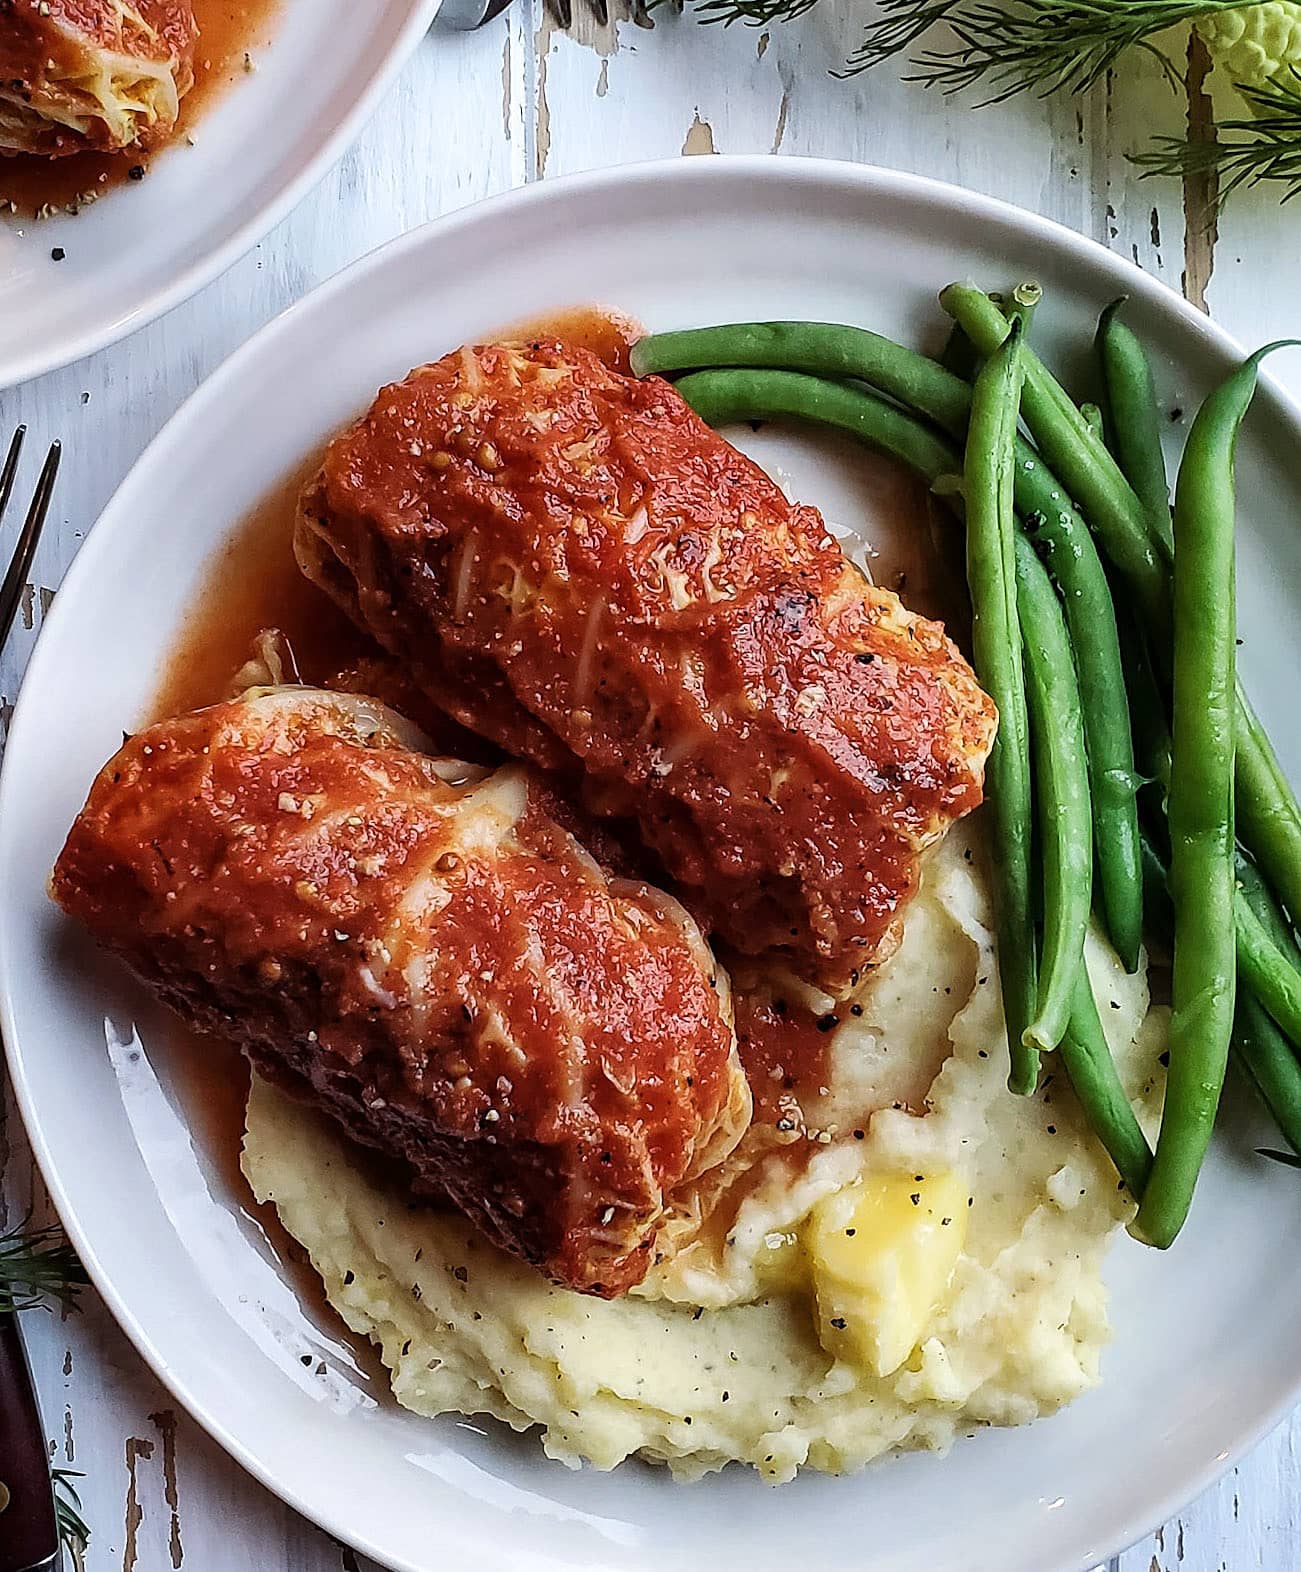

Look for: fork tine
[0,441,61,652]
[0,426,25,528]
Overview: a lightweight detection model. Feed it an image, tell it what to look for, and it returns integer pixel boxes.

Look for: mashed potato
[242,824,1167,1482]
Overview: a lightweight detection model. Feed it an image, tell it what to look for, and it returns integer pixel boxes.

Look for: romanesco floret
[1198,1,1301,95]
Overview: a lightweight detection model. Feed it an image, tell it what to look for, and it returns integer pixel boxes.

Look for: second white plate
[0,0,438,388]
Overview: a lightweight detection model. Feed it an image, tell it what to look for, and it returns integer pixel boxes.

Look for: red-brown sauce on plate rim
[0,0,281,219]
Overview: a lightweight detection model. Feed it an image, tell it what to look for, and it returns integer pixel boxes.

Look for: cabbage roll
[52,687,750,1296]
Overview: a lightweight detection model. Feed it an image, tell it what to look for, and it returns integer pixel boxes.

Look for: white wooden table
[2,5,1299,1567]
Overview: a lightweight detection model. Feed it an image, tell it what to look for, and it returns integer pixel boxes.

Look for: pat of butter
[805,1169,970,1377]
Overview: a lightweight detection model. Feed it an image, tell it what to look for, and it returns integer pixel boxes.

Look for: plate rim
[0,0,442,391]
[4,153,1299,1572]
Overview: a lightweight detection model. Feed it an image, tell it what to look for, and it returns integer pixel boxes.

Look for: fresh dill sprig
[0,1218,88,1313]
[858,0,1238,98]
[841,0,967,77]
[1134,69,1301,202]
[679,0,1242,94]
[52,1468,91,1560]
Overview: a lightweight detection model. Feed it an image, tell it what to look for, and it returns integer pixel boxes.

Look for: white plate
[0,0,439,389]
[4,158,1300,1572]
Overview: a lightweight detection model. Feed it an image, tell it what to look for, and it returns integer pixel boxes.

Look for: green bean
[1236,850,1301,958]
[1117,613,1172,798]
[1236,901,1301,1048]
[671,370,962,497]
[965,325,1040,1095]
[1135,354,1251,1251]
[1221,861,1301,1162]
[1235,685,1301,926]
[1081,402,1105,442]
[1059,968,1154,1195]
[1096,299,1175,558]
[1234,994,1301,1159]
[1031,507,1144,971]
[631,322,974,433]
[1139,828,1173,941]
[940,284,1169,631]
[1015,531,1093,1052]
[1005,280,1042,337]
[939,321,979,381]
[991,273,1129,997]
[1145,833,1301,1159]
[1117,650,1297,1018]
[1092,317,1301,933]
[1194,349,1301,952]
[1234,851,1301,1055]
[1145,678,1301,956]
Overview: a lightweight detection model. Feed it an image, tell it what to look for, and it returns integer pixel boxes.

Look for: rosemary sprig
[0,1218,88,1313]
[684,0,821,28]
[53,1469,91,1560]
[1134,69,1301,202]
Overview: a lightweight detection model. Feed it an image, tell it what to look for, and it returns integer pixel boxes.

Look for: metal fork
[0,427,61,651]
[0,424,64,1572]
[540,0,662,29]
[437,0,666,32]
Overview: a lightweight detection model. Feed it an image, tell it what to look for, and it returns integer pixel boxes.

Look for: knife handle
[0,1313,59,1572]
